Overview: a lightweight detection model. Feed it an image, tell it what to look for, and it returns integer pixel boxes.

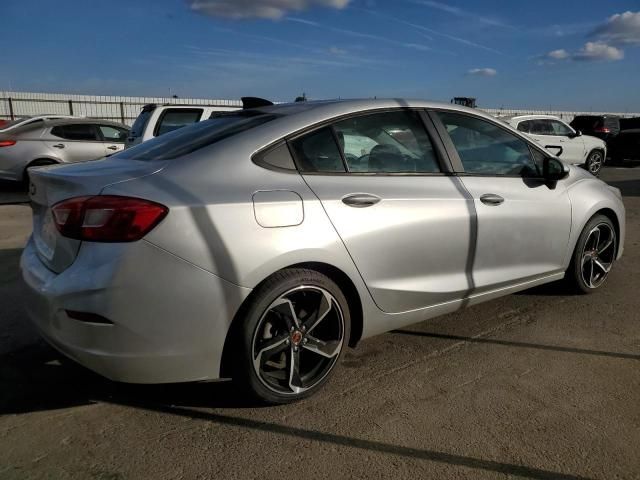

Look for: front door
[434,111,572,293]
[291,109,474,313]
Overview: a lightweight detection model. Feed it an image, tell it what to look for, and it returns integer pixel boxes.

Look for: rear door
[293,109,475,313]
[433,110,572,293]
[97,124,128,155]
[46,124,105,163]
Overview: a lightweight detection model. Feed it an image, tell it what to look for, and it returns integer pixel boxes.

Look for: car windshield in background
[117,112,279,161]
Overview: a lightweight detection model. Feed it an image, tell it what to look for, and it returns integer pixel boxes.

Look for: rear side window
[154,108,203,137]
[528,120,554,135]
[332,110,440,173]
[51,124,99,141]
[517,120,532,133]
[289,127,345,173]
[117,112,279,161]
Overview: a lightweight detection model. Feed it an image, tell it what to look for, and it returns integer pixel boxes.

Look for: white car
[502,115,606,176]
[126,103,239,148]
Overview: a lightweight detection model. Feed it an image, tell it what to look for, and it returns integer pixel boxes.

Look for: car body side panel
[563,171,626,265]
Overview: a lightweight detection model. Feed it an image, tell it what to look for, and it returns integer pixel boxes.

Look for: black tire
[232,268,351,404]
[566,214,617,294]
[585,150,604,176]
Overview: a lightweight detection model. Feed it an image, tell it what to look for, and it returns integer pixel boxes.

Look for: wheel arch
[594,207,621,256]
[219,261,364,378]
[23,157,59,182]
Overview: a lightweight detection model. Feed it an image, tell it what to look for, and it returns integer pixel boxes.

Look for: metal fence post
[8,97,14,120]
[119,102,125,124]
[68,100,74,116]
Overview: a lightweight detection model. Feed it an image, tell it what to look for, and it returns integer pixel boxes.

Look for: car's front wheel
[567,214,617,294]
[233,269,350,404]
[585,150,604,176]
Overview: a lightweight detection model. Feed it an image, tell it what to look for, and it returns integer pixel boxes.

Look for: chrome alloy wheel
[587,152,603,175]
[581,223,616,288]
[252,286,345,395]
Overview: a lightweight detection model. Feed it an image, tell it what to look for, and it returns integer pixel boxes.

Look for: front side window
[51,124,99,141]
[332,110,440,173]
[550,120,574,136]
[154,109,203,136]
[438,112,538,176]
[99,125,128,142]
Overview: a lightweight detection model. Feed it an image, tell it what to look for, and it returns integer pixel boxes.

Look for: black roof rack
[241,97,274,109]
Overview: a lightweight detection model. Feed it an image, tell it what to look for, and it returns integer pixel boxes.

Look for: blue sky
[2,0,640,110]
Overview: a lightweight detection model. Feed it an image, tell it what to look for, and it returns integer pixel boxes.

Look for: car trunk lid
[28,157,166,273]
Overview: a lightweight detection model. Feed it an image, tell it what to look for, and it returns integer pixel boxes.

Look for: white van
[126,103,239,148]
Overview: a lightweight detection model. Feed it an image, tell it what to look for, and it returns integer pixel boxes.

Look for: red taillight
[52,196,168,242]
[0,140,16,147]
[594,127,611,133]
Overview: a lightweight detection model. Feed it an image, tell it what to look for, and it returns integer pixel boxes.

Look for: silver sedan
[20,99,625,403]
[0,118,129,183]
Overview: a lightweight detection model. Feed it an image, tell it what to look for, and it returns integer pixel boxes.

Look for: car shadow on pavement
[0,341,265,416]
[606,178,640,197]
[390,330,640,361]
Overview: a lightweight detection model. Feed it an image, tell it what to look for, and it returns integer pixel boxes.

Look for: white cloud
[188,0,350,20]
[467,68,497,77]
[574,42,624,61]
[328,46,347,55]
[593,11,640,45]
[547,49,569,60]
[540,42,624,64]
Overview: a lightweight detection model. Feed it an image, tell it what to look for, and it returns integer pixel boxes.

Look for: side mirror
[543,157,569,181]
[568,130,582,138]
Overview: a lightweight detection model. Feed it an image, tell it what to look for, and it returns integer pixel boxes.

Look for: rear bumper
[20,237,251,383]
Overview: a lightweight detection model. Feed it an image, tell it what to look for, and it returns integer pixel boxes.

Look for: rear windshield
[117,111,279,160]
[0,117,33,130]
[130,109,153,138]
[571,116,601,130]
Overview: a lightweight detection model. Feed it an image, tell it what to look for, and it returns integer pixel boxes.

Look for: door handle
[52,144,65,149]
[480,194,504,206]
[107,145,118,150]
[342,193,381,208]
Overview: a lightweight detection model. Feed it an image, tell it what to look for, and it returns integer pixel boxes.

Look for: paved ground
[0,167,639,480]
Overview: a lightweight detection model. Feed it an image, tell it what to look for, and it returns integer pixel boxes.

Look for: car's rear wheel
[233,269,350,404]
[585,150,604,176]
[567,215,617,294]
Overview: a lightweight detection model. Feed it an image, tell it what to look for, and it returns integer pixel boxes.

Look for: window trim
[153,108,204,137]
[285,107,450,176]
[428,108,547,179]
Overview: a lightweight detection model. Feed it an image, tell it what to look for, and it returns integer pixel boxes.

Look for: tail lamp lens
[0,140,16,147]
[52,196,168,242]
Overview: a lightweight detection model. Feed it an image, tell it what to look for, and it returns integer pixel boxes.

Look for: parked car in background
[0,118,129,183]
[21,99,625,404]
[126,103,238,148]
[570,115,621,147]
[0,115,80,133]
[609,129,640,163]
[503,115,607,175]
[620,117,640,131]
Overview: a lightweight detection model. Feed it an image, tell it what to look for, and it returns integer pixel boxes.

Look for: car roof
[242,98,493,123]
[43,118,129,128]
[500,114,562,122]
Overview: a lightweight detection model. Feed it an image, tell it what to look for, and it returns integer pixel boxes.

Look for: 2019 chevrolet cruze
[21,99,625,403]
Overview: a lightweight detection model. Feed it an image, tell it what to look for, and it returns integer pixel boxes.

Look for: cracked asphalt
[0,167,639,480]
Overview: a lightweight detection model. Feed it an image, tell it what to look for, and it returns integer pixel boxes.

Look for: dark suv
[570,115,621,144]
